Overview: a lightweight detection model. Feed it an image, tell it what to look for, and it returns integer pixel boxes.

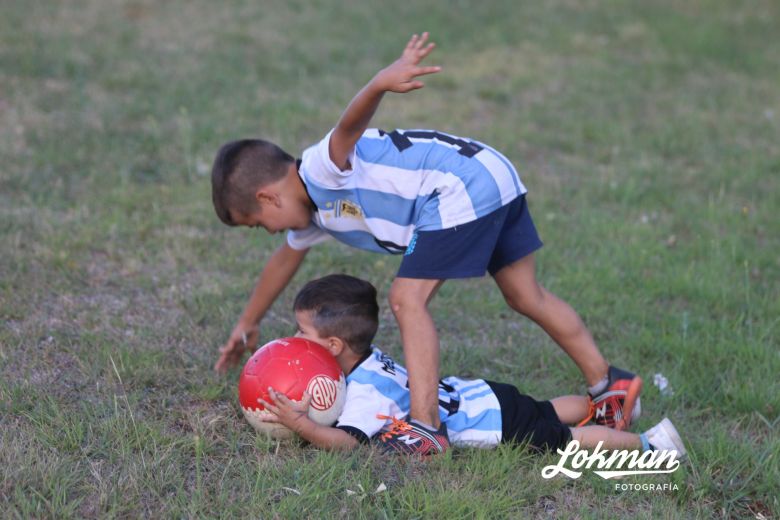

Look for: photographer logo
[541,440,682,480]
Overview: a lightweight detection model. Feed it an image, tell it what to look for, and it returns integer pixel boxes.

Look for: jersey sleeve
[286,223,332,250]
[299,129,357,188]
[335,381,396,441]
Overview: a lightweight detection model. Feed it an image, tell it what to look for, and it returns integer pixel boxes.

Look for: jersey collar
[346,348,374,376]
[296,158,319,211]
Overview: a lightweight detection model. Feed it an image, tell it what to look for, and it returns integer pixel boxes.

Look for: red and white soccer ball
[238,337,346,439]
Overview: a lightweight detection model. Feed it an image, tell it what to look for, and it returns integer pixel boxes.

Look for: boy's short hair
[294,274,379,355]
[211,139,294,226]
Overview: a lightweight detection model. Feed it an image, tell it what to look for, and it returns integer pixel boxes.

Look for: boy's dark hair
[294,274,379,355]
[211,139,294,226]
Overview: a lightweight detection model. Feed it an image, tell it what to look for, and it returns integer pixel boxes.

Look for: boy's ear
[325,337,347,357]
[255,189,280,207]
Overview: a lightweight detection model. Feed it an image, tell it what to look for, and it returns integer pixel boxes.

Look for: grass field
[1,0,779,517]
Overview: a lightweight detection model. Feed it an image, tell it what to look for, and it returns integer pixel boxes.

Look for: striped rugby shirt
[335,347,503,447]
[287,128,527,254]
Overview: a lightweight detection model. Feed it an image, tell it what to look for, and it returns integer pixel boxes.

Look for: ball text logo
[307,375,338,410]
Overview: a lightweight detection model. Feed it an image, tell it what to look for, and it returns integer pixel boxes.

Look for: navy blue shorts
[397,195,543,279]
[486,380,572,451]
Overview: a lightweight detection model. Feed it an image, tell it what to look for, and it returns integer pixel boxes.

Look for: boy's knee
[504,285,546,316]
[388,285,426,316]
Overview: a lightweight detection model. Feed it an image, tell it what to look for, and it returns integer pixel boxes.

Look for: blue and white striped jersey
[287,128,527,253]
[335,347,503,447]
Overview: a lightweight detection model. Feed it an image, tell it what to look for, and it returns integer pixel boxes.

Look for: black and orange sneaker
[374,415,450,456]
[579,366,643,431]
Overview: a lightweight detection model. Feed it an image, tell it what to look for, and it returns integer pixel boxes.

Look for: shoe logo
[541,441,682,480]
[398,435,421,446]
[595,404,608,419]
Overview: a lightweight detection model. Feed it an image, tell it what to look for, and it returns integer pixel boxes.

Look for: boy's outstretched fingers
[406,33,426,51]
[215,325,260,373]
[375,32,441,93]
[214,342,241,373]
[268,388,312,409]
[407,32,431,50]
[298,391,313,408]
[257,396,280,418]
[402,32,438,64]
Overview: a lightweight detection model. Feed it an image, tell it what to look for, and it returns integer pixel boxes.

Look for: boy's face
[293,310,329,348]
[295,310,361,375]
[232,169,314,233]
[237,199,310,234]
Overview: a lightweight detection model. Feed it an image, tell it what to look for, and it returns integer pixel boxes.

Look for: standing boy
[210,33,642,454]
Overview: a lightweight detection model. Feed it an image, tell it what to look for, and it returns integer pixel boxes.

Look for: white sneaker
[644,418,687,460]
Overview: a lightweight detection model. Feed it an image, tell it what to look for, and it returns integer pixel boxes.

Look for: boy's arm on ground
[293,417,360,450]
[260,389,359,450]
[214,242,309,373]
[328,32,441,170]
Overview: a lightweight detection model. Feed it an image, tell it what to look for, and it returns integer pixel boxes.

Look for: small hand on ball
[258,387,312,431]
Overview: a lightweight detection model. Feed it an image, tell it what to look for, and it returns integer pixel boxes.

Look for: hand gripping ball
[239,337,347,439]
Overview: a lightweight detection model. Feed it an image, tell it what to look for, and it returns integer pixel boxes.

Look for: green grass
[1,0,779,517]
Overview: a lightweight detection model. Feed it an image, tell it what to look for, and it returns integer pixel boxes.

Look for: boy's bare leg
[550,395,591,424]
[570,425,642,450]
[493,254,609,387]
[389,277,445,427]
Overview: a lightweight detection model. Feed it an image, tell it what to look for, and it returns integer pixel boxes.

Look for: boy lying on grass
[257,274,685,458]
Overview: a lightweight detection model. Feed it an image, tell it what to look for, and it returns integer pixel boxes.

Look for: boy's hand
[258,388,312,432]
[373,32,441,93]
[214,323,259,373]
[328,32,441,170]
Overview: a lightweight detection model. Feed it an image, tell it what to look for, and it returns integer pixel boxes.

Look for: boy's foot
[582,366,643,430]
[645,418,687,459]
[374,415,449,456]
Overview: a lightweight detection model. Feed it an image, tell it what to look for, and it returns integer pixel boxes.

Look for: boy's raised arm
[328,32,441,170]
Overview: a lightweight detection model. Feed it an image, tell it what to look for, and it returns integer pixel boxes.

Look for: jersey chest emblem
[335,199,363,219]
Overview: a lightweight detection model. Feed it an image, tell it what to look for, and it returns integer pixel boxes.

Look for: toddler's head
[293,274,379,356]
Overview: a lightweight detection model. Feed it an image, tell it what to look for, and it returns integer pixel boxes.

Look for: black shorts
[486,380,571,452]
[397,195,543,279]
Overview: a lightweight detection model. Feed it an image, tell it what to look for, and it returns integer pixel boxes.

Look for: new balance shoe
[580,366,643,431]
[644,418,687,460]
[374,415,449,456]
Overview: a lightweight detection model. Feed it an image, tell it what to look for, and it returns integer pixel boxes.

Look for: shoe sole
[615,376,643,431]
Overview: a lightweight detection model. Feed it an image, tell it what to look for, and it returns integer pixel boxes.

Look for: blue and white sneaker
[644,418,687,460]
